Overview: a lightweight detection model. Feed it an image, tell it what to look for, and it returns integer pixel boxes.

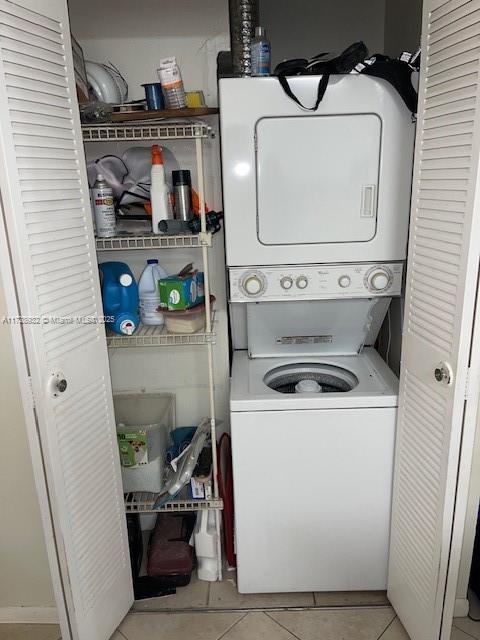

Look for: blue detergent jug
[99,262,139,335]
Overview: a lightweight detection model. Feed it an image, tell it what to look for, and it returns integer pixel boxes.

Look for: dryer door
[256,114,381,246]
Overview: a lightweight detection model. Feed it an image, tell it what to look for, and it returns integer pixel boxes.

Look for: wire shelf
[96,233,211,251]
[125,492,223,513]
[106,313,215,348]
[82,121,212,142]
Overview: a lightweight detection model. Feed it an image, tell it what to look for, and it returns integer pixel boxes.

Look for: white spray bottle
[150,145,171,234]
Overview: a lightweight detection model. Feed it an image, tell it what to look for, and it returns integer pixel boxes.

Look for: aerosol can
[92,173,116,237]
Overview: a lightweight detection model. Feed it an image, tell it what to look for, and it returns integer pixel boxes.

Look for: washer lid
[264,362,358,394]
[247,298,389,357]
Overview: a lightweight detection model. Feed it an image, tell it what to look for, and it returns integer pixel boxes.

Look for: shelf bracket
[199,232,212,247]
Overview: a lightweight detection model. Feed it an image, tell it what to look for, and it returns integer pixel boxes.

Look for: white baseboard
[0,607,58,624]
[454,598,470,618]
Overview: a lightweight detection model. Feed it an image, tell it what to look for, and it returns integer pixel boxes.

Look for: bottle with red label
[92,173,116,238]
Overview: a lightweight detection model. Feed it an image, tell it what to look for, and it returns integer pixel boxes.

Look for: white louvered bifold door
[0,1,133,639]
[388,2,480,640]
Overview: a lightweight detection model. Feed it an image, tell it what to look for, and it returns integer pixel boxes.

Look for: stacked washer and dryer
[219,74,415,594]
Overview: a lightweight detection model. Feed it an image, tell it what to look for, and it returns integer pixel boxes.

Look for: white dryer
[219,75,415,267]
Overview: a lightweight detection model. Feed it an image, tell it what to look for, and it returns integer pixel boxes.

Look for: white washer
[230,348,398,593]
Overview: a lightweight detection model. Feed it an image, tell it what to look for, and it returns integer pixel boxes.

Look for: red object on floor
[217,433,236,568]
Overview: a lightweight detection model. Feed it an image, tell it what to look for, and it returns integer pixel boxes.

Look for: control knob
[338,275,351,288]
[241,271,266,297]
[280,276,293,290]
[365,267,392,292]
[296,276,308,289]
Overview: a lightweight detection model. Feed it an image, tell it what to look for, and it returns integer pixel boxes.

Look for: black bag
[274,44,418,114]
[358,54,418,114]
[274,42,368,110]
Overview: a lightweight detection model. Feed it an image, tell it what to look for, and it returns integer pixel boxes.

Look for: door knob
[56,379,68,393]
[434,362,452,385]
[48,371,68,398]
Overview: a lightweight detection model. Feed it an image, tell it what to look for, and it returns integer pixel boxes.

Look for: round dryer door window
[263,363,359,394]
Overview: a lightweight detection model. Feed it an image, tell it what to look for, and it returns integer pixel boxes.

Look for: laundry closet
[1,1,480,640]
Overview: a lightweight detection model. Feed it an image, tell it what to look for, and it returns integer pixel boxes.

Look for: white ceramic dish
[86,61,127,104]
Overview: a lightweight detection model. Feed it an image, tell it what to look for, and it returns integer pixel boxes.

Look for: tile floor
[2,613,480,640]
[132,571,390,611]
[2,578,480,640]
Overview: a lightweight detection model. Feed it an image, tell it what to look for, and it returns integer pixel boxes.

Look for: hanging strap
[277,72,330,111]
[274,42,368,111]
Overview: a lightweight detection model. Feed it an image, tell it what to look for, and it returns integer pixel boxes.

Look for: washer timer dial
[365,267,392,293]
[241,271,267,297]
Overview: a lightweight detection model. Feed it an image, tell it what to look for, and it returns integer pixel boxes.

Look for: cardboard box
[158,263,205,310]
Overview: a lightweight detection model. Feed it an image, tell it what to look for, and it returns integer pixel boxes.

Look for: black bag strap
[275,41,368,111]
[277,71,330,111]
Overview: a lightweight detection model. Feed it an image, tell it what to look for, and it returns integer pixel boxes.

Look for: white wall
[0,278,55,611]
[69,0,424,107]
[68,0,230,105]
[260,0,386,68]
[69,0,391,106]
[384,0,423,57]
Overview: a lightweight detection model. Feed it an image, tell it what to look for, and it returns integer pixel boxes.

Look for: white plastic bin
[114,393,175,493]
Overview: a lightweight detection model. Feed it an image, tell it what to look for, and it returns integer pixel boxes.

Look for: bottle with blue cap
[251,26,271,76]
[139,259,168,325]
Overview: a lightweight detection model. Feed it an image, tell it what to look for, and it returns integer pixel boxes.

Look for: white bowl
[86,61,123,104]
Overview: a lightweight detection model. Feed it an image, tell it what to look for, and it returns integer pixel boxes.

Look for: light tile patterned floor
[453,615,480,639]
[1,609,480,639]
[132,572,387,611]
[0,625,61,640]
[117,608,401,640]
[117,614,480,640]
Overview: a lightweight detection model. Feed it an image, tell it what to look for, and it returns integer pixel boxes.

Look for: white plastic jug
[194,509,218,581]
[139,259,167,325]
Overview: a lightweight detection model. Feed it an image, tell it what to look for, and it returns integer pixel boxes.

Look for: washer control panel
[229,263,404,302]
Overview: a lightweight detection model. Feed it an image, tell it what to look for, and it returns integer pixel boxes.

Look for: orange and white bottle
[157,57,187,109]
[150,145,172,234]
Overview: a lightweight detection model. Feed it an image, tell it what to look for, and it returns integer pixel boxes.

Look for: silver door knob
[434,362,452,385]
[56,379,68,393]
